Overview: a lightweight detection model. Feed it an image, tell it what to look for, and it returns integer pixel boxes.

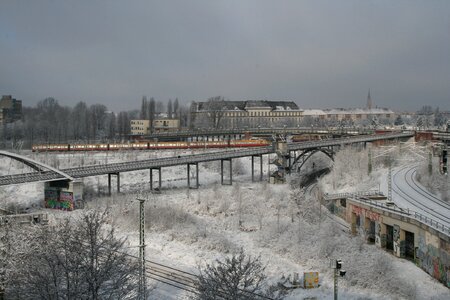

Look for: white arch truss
[0,150,74,181]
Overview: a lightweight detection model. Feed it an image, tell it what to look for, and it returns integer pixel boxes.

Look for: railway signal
[331,259,346,300]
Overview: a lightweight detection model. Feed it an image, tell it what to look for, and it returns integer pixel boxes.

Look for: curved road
[391,164,450,229]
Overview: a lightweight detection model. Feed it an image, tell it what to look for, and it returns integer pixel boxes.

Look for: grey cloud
[0,0,449,112]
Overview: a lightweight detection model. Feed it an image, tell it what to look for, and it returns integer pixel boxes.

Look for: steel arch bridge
[0,151,74,183]
[290,148,335,172]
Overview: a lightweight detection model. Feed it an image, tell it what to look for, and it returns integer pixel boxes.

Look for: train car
[229,139,270,147]
[31,138,271,152]
[130,142,148,150]
[70,144,89,151]
[98,144,109,151]
[32,144,70,152]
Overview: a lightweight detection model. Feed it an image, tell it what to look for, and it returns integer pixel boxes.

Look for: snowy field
[1,146,449,299]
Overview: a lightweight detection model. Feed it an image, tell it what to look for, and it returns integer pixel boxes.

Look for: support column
[288,151,292,173]
[149,169,153,190]
[221,159,224,185]
[398,229,406,258]
[393,225,402,257]
[251,155,263,182]
[108,173,120,195]
[259,155,263,181]
[158,167,162,190]
[187,164,190,187]
[117,172,120,193]
[196,162,199,188]
[108,173,112,196]
[378,222,387,248]
[187,163,199,189]
[150,168,162,191]
[251,156,255,182]
[220,158,232,185]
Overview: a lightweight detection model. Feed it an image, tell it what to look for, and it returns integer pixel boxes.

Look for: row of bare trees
[0,96,192,149]
[0,97,136,147]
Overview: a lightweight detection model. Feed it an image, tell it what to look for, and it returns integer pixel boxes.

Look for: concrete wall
[44,180,83,211]
[344,200,450,288]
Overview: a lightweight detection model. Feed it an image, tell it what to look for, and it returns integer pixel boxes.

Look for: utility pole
[334,267,338,300]
[137,198,147,300]
[428,151,432,175]
[388,159,392,202]
[368,149,372,175]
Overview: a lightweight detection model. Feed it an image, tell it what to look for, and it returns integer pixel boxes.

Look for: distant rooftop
[195,100,299,111]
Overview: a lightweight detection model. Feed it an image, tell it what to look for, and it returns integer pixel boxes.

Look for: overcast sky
[1,1,449,112]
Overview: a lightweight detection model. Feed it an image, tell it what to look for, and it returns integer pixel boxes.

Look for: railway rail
[392,164,450,229]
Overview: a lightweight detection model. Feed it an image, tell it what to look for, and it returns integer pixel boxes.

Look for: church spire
[367,89,372,109]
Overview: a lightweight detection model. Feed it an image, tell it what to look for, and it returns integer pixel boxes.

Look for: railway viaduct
[0,132,414,209]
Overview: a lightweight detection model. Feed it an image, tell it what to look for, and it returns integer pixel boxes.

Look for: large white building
[190,99,395,128]
[190,100,303,128]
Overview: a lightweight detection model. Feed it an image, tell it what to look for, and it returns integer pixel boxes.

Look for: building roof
[302,109,327,116]
[324,108,394,115]
[195,100,299,111]
[244,100,299,110]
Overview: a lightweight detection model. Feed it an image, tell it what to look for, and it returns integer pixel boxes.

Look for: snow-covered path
[392,164,450,228]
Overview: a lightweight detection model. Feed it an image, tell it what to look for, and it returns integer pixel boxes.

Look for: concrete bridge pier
[107,172,120,196]
[251,155,263,182]
[220,158,232,185]
[150,167,162,191]
[187,163,199,189]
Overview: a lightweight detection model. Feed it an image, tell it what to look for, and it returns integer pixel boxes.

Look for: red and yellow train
[32,139,271,152]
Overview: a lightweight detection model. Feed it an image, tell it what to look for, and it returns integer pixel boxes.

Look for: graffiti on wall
[415,231,450,288]
[45,189,74,211]
[393,224,400,255]
[351,205,381,222]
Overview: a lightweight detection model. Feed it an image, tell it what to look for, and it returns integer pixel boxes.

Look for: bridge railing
[347,196,450,237]
[0,131,415,185]
[323,190,382,200]
[288,132,414,151]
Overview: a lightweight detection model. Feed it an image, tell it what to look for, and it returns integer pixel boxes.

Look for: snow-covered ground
[1,147,449,299]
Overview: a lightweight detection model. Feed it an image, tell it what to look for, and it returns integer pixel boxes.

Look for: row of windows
[222,111,302,117]
[131,127,149,130]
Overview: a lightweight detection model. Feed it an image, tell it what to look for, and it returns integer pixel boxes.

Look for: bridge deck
[0,132,414,186]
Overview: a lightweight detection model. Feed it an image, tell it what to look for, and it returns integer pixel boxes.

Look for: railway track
[392,164,450,228]
[117,252,274,299]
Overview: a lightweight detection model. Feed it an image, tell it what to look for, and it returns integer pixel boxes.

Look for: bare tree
[156,101,164,115]
[196,249,281,300]
[89,104,107,141]
[117,111,131,137]
[204,96,226,129]
[5,210,139,300]
[148,97,156,132]
[167,99,173,118]
[140,96,148,119]
[108,112,117,140]
[173,98,179,118]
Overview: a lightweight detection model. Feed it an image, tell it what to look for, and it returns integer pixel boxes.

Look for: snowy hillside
[1,147,449,299]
